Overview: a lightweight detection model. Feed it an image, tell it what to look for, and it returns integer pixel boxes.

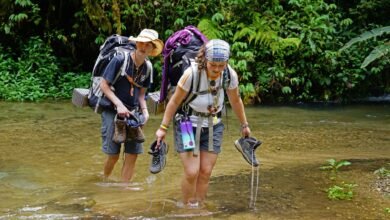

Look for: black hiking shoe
[234,137,262,167]
[112,114,127,143]
[149,140,168,174]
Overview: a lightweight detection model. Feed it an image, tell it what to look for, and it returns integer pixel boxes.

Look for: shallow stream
[0,101,389,219]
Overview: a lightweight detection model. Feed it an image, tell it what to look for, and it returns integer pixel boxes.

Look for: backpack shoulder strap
[116,50,130,80]
[115,50,153,86]
[223,64,233,90]
[182,61,200,106]
[145,59,153,84]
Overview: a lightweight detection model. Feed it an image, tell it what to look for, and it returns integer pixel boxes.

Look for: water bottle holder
[180,118,195,150]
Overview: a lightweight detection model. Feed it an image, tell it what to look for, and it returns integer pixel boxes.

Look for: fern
[15,0,33,7]
[9,13,29,22]
[361,44,390,68]
[234,12,300,54]
[198,18,222,39]
[340,26,390,51]
[340,26,390,68]
[211,13,224,23]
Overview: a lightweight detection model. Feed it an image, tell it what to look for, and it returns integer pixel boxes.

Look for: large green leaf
[361,44,390,68]
[340,26,390,51]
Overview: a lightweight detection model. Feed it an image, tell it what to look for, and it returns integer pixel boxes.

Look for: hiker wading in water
[100,29,163,182]
[155,39,251,207]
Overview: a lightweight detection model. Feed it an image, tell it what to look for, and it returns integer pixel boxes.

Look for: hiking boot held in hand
[149,140,168,174]
[125,111,145,143]
[135,126,145,143]
[234,137,262,167]
[126,126,145,143]
[113,114,127,143]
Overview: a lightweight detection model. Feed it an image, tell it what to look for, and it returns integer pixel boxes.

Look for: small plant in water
[374,164,390,178]
[320,159,351,173]
[327,182,357,200]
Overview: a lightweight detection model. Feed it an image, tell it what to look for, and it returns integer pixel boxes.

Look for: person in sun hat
[154,39,253,207]
[129,29,164,57]
[99,28,164,183]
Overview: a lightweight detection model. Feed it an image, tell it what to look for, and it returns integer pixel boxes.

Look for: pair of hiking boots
[147,137,260,173]
[234,137,262,167]
[113,114,145,144]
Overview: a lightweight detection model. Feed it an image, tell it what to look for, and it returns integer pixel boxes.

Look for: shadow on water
[0,101,389,219]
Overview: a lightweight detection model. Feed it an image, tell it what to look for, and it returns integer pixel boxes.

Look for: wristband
[160,124,169,131]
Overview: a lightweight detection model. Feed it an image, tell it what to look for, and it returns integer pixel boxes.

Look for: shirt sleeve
[227,65,239,90]
[177,66,193,92]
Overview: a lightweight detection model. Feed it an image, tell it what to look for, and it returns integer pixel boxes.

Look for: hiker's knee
[106,154,120,164]
[184,166,199,182]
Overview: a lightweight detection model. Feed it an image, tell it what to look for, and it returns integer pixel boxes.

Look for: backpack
[159,25,208,103]
[159,26,232,110]
[72,34,153,113]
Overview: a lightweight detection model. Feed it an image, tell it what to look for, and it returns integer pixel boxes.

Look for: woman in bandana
[155,39,251,207]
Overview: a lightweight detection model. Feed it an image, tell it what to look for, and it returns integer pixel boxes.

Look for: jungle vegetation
[0,0,389,103]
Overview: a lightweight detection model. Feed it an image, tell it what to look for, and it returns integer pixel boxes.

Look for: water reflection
[0,101,389,219]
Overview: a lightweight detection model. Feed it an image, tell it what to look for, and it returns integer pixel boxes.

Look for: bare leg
[104,154,120,181]
[179,151,200,204]
[196,151,218,202]
[121,153,138,182]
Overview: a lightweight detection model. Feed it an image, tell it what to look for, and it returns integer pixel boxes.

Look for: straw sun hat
[129,29,164,57]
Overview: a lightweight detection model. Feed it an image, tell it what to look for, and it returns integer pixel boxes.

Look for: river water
[0,101,389,219]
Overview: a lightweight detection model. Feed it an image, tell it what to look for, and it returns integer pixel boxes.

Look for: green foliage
[340,26,390,50]
[0,37,57,101]
[55,72,90,99]
[374,164,390,178]
[198,18,222,39]
[340,26,390,68]
[361,44,390,68]
[0,37,89,101]
[320,159,357,201]
[320,159,352,173]
[347,0,390,28]
[0,0,388,102]
[326,183,357,200]
[228,0,364,102]
[2,0,41,35]
[320,159,351,180]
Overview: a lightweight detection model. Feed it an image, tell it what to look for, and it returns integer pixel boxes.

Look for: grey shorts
[101,110,143,155]
[174,120,224,154]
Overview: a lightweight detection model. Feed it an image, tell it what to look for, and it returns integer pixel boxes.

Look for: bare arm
[100,79,131,118]
[226,87,251,137]
[138,87,149,124]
